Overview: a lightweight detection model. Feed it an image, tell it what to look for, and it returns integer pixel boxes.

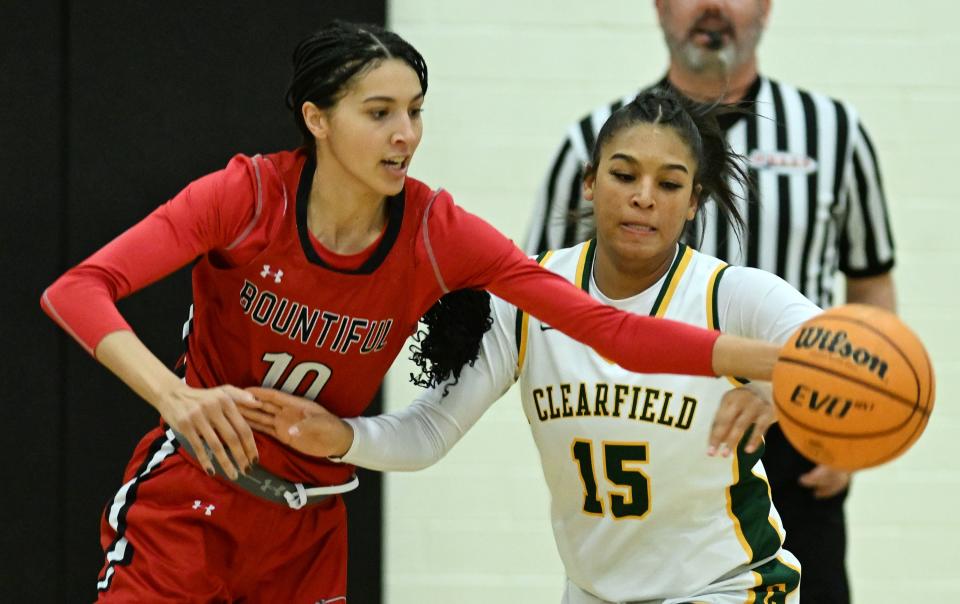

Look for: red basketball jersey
[186,151,453,484]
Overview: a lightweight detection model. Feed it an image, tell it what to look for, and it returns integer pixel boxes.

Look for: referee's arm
[840,117,897,312]
[524,134,587,255]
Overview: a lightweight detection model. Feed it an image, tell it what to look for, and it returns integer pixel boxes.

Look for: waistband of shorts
[172,428,359,509]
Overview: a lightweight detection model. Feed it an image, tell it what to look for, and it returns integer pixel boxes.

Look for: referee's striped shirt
[525,76,895,309]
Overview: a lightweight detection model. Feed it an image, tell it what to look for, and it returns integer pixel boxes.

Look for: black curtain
[1,2,386,602]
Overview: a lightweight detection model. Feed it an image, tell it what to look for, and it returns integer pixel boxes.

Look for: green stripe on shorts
[751,555,801,603]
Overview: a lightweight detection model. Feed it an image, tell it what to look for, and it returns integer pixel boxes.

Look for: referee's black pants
[763,424,850,604]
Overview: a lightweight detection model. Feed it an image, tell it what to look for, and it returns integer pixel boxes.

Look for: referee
[525,2,896,603]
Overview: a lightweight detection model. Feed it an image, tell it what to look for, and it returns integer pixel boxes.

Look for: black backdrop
[1,2,386,602]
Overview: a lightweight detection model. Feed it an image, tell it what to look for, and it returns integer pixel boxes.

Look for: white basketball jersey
[516,241,786,602]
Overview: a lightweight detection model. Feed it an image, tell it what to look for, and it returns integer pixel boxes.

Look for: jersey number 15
[572,439,650,519]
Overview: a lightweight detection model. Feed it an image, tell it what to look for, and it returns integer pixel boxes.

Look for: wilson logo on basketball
[793,327,889,379]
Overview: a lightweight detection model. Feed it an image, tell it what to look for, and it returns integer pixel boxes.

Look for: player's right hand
[708,383,776,457]
[155,385,259,480]
[239,387,354,458]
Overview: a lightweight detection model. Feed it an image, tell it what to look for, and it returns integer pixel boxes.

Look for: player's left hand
[708,383,775,457]
[798,465,851,499]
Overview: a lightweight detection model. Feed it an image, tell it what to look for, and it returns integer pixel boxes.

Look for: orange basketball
[772,304,935,471]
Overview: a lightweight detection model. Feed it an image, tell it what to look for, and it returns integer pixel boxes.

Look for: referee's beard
[663,20,765,77]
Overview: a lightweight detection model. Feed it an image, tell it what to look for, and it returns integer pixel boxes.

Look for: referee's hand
[156,384,259,480]
[708,384,776,457]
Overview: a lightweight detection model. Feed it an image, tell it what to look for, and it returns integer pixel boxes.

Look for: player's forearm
[712,335,779,382]
[95,330,187,412]
[342,400,465,471]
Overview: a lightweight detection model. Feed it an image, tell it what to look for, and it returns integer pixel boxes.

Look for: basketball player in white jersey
[241,89,818,603]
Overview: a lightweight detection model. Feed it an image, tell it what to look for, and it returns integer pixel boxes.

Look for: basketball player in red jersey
[42,20,779,603]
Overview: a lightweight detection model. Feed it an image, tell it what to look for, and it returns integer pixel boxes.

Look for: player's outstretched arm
[96,331,259,479]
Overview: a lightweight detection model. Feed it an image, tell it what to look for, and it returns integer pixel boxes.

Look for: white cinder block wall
[382,1,960,602]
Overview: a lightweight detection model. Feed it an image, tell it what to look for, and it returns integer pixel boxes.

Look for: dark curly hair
[408,289,493,395]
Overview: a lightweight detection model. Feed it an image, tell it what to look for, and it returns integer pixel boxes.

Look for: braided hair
[286,21,428,150]
[584,87,747,240]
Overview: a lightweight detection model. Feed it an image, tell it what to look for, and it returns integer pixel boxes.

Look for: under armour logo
[260,478,287,498]
[260,264,284,283]
[192,500,216,516]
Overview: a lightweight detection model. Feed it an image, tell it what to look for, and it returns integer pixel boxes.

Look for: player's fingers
[247,387,316,415]
[820,479,848,499]
[260,400,284,416]
[798,466,826,487]
[801,466,849,499]
[708,396,743,455]
[237,406,279,428]
[209,410,251,477]
[197,417,239,481]
[720,411,755,457]
[812,481,842,499]
[238,395,284,418]
[180,426,216,476]
[246,386,299,407]
[743,415,773,453]
[741,399,775,453]
[222,401,260,467]
[245,418,277,439]
[213,386,260,466]
[234,397,263,409]
[222,384,257,406]
[745,414,774,454]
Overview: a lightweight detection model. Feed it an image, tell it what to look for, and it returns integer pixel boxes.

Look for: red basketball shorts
[95,427,348,603]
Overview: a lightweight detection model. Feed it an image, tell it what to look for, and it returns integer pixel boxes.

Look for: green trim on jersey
[649,243,689,317]
[514,295,526,358]
[750,555,802,603]
[709,264,749,387]
[729,432,782,564]
[710,264,730,329]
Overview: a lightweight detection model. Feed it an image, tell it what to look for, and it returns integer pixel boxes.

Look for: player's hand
[799,465,851,499]
[708,383,776,457]
[239,387,354,458]
[155,384,259,480]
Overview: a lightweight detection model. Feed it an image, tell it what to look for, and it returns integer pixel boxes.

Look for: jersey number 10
[260,352,332,400]
[572,439,650,519]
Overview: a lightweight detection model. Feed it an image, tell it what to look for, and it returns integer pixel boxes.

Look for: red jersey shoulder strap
[421,187,449,294]
[225,154,267,251]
